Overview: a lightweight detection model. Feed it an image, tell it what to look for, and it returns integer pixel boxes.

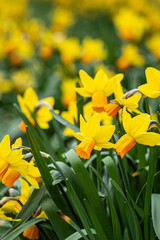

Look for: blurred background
[0,0,160,140]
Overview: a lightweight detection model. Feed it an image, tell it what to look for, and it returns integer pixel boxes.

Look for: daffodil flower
[0,135,40,188]
[138,67,160,98]
[73,114,115,159]
[76,69,123,113]
[114,107,160,158]
[104,79,141,117]
[17,87,54,132]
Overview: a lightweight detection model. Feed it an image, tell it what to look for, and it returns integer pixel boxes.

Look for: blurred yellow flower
[57,37,80,65]
[146,33,160,60]
[17,88,54,132]
[11,70,35,93]
[113,8,148,41]
[116,44,145,70]
[51,7,74,32]
[61,78,77,107]
[80,38,107,64]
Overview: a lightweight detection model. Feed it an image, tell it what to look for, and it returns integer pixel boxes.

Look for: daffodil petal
[122,107,132,134]
[104,73,124,96]
[0,135,11,158]
[145,67,160,89]
[94,69,108,91]
[138,83,160,98]
[73,132,84,141]
[130,113,150,138]
[95,142,114,149]
[94,125,115,144]
[86,114,100,137]
[79,70,95,93]
[42,97,55,106]
[135,132,160,146]
[75,88,92,97]
[80,115,87,134]
[23,88,38,112]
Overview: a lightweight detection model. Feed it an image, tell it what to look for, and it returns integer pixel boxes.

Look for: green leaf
[12,182,46,227]
[65,149,113,239]
[151,194,160,239]
[65,229,96,240]
[65,179,95,240]
[51,110,79,132]
[26,127,74,216]
[1,218,45,240]
[41,194,73,239]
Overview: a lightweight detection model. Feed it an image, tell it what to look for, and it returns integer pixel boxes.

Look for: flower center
[0,160,9,181]
[2,168,21,188]
[92,91,107,113]
[113,134,136,158]
[104,103,121,117]
[75,137,96,159]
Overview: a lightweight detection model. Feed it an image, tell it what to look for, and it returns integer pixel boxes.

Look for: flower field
[1,0,160,239]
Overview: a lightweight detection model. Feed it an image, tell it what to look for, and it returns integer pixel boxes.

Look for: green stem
[144,146,157,240]
[144,97,151,115]
[96,151,102,192]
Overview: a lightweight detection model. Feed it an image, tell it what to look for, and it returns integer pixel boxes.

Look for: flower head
[138,67,160,98]
[114,107,160,158]
[74,114,115,159]
[0,135,40,188]
[104,80,141,117]
[76,69,123,113]
[17,87,54,132]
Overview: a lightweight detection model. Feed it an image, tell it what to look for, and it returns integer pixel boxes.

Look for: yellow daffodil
[1,178,32,214]
[138,67,160,98]
[73,114,115,159]
[80,37,107,64]
[61,78,77,107]
[11,70,35,93]
[104,79,141,117]
[113,8,148,41]
[114,107,160,158]
[116,44,145,71]
[76,69,123,113]
[0,135,40,188]
[17,87,54,132]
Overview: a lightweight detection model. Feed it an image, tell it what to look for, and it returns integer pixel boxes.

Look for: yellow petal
[114,80,124,99]
[80,115,87,134]
[23,88,38,112]
[94,69,108,91]
[145,67,160,90]
[86,114,100,138]
[95,142,114,149]
[42,97,55,107]
[104,73,124,96]
[79,70,95,93]
[94,125,115,144]
[0,135,11,158]
[135,132,160,146]
[130,113,150,138]
[122,107,132,134]
[138,83,160,98]
[12,138,22,149]
[75,88,92,97]
[119,94,141,109]
[73,132,84,142]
